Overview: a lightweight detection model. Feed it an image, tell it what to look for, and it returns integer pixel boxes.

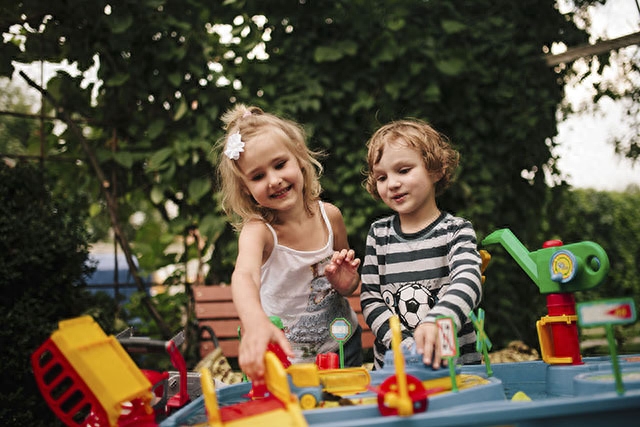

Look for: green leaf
[147,147,174,171]
[387,18,406,31]
[441,20,467,34]
[176,152,190,166]
[314,46,343,62]
[108,13,134,34]
[89,203,102,217]
[372,44,396,64]
[105,73,130,87]
[150,186,164,204]
[313,41,358,63]
[188,178,211,203]
[114,151,134,168]
[424,83,441,101]
[349,92,375,114]
[338,40,358,56]
[435,58,465,76]
[384,81,405,100]
[147,119,165,140]
[174,99,188,121]
[168,72,182,87]
[199,213,228,239]
[196,115,210,137]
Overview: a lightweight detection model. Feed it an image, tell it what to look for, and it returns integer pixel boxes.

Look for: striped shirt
[360,212,483,369]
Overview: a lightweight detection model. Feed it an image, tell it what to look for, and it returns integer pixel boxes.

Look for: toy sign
[330,318,352,368]
[577,298,637,327]
[437,316,459,393]
[577,298,638,395]
[437,317,458,358]
[330,318,352,341]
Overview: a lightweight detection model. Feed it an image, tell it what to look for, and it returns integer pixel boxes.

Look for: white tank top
[260,201,358,363]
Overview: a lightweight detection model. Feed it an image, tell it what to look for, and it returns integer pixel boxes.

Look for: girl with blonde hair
[216,104,363,382]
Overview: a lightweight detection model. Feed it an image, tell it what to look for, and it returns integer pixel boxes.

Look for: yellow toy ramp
[50,316,153,426]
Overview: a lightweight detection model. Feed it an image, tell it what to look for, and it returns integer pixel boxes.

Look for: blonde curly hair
[364,119,460,199]
[216,104,324,229]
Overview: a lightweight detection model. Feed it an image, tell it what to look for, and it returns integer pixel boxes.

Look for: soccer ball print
[395,283,436,329]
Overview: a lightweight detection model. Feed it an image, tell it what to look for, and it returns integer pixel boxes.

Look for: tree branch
[19,70,173,339]
[545,31,640,66]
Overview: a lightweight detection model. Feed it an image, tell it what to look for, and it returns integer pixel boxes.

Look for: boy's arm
[421,222,483,330]
[360,226,394,350]
[415,222,482,368]
[232,221,293,381]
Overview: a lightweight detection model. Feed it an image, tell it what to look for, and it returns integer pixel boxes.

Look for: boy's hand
[413,321,445,369]
[238,320,293,382]
[325,249,361,295]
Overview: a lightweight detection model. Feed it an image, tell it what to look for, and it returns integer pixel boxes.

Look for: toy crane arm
[482,229,539,284]
[483,228,610,294]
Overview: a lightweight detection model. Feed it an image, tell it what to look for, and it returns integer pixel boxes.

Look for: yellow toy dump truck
[286,363,371,409]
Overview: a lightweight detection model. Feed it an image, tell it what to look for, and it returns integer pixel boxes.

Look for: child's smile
[238,131,304,211]
[271,184,292,199]
[391,192,408,203]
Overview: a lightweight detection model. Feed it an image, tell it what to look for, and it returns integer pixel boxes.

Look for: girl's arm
[323,202,360,295]
[231,221,293,382]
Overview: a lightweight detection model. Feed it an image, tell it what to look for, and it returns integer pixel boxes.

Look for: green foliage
[0,77,40,156]
[1,0,626,358]
[0,162,115,427]
[3,0,235,278]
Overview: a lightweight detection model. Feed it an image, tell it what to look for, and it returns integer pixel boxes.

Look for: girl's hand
[325,249,361,295]
[238,319,293,382]
[413,322,445,369]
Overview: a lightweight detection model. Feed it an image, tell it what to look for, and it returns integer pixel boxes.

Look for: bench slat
[195,301,239,319]
[194,285,233,301]
[198,319,241,338]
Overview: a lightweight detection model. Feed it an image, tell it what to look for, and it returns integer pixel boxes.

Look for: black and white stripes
[361,212,483,369]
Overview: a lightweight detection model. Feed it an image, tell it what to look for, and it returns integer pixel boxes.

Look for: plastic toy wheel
[299,393,318,409]
[377,374,428,416]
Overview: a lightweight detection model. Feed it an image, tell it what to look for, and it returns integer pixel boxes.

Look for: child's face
[237,131,304,212]
[372,140,442,219]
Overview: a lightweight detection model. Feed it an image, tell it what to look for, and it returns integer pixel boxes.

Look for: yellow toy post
[370,315,429,417]
[199,367,223,427]
[385,316,413,415]
[198,351,307,427]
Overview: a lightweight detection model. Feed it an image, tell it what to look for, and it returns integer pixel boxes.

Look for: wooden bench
[194,285,375,360]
